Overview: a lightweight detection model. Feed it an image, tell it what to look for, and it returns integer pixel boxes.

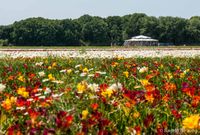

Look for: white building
[124,35,159,46]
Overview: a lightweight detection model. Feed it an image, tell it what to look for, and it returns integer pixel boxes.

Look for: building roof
[132,35,151,39]
[125,35,158,42]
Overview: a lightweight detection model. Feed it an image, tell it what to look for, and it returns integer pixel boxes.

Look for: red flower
[144,114,154,128]
[134,126,141,135]
[171,109,181,119]
[91,103,99,110]
[182,87,195,97]
[100,84,109,91]
[156,127,164,135]
[56,111,73,128]
[98,130,108,135]
[162,121,168,128]
[65,115,73,128]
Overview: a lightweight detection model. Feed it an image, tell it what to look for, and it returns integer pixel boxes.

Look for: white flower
[96,71,106,75]
[52,93,64,98]
[42,79,49,82]
[38,71,45,77]
[44,88,51,94]
[75,70,79,73]
[0,83,6,92]
[109,83,123,91]
[24,112,28,115]
[16,106,26,110]
[37,88,43,91]
[60,69,66,73]
[88,74,94,77]
[35,93,42,97]
[35,62,43,66]
[27,98,34,102]
[75,64,82,68]
[52,80,64,84]
[88,83,99,92]
[88,68,94,71]
[38,96,46,99]
[80,73,87,77]
[138,66,148,73]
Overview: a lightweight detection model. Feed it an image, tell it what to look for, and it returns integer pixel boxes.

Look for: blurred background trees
[0,13,200,46]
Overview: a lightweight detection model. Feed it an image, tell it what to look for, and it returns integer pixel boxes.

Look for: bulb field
[0,56,200,135]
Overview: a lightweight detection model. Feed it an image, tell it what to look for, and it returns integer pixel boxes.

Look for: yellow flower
[117,56,124,60]
[160,64,164,69]
[77,81,88,93]
[18,75,25,82]
[1,96,16,111]
[133,112,140,118]
[45,60,48,64]
[176,65,180,69]
[52,62,57,67]
[164,73,173,80]
[48,74,55,81]
[67,69,72,74]
[82,110,89,120]
[48,66,52,70]
[182,114,200,129]
[83,68,88,73]
[111,62,119,67]
[17,87,29,98]
[123,71,129,78]
[122,106,130,116]
[180,73,185,78]
[140,79,150,86]
[101,88,113,98]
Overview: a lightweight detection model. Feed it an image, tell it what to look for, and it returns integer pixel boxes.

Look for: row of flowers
[0,57,199,134]
[1,50,200,58]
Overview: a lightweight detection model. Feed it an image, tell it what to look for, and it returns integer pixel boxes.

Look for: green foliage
[0,39,9,46]
[0,13,200,46]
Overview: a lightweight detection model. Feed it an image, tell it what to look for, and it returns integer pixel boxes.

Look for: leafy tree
[106,16,123,45]
[79,16,109,45]
[139,16,159,39]
[122,13,147,39]
[187,16,200,43]
[158,17,188,44]
[12,17,58,45]
[56,19,81,45]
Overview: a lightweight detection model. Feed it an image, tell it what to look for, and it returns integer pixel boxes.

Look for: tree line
[0,13,200,46]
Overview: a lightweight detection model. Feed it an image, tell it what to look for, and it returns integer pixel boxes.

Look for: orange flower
[145,92,154,103]
[111,62,119,67]
[8,75,14,81]
[125,102,132,108]
[145,84,156,92]
[146,74,155,80]
[162,94,170,102]
[163,82,176,91]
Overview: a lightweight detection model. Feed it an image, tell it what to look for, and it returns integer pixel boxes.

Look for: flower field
[0,57,200,135]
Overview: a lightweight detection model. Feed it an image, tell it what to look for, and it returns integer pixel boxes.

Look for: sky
[0,0,200,25]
